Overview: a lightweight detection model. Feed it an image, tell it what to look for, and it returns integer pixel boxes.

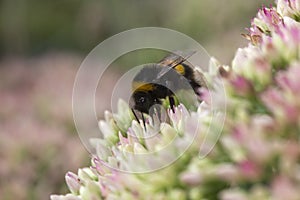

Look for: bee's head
[131,91,157,114]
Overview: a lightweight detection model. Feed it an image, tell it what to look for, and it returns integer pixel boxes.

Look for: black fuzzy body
[131,62,204,114]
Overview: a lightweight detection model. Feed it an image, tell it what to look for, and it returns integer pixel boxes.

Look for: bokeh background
[0,0,272,199]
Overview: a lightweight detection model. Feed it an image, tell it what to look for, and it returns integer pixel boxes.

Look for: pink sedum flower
[277,0,300,20]
[52,1,300,199]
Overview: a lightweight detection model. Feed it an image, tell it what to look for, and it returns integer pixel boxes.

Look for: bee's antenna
[141,112,146,130]
[131,108,139,122]
[132,108,147,130]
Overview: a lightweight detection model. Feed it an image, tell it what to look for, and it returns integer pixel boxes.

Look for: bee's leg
[131,108,139,122]
[169,96,175,113]
[165,81,176,113]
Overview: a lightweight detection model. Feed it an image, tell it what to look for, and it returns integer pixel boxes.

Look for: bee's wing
[156,50,196,79]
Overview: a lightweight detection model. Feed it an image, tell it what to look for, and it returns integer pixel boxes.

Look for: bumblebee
[130,51,207,126]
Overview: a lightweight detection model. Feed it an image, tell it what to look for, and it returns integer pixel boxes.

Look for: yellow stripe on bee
[174,64,185,75]
[132,81,154,92]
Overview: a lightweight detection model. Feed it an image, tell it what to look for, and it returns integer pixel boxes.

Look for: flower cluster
[277,0,300,20]
[52,1,300,199]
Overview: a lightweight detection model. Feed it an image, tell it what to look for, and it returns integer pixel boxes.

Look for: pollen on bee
[132,81,154,92]
[174,64,185,75]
